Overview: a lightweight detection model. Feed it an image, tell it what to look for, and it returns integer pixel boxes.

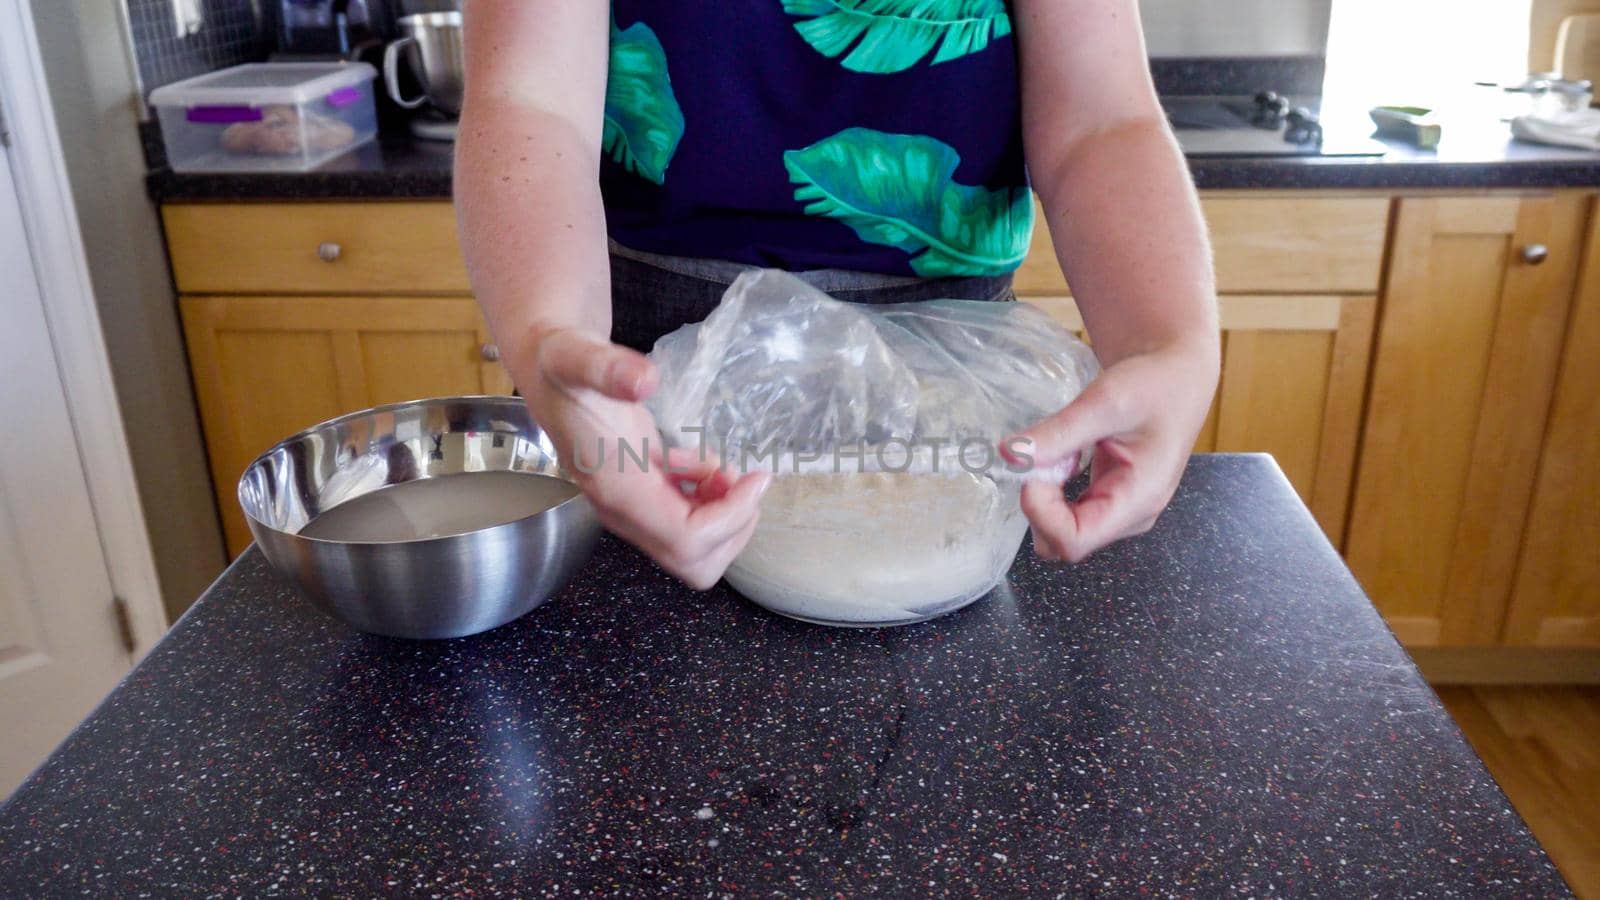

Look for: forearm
[455,96,612,389]
[1005,0,1220,559]
[1032,115,1218,369]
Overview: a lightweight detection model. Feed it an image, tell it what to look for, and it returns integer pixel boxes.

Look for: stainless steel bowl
[238,396,600,640]
[384,11,464,116]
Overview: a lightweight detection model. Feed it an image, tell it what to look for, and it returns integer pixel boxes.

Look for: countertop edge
[146,158,1600,204]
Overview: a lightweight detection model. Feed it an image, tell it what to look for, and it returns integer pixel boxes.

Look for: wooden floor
[1437,686,1600,898]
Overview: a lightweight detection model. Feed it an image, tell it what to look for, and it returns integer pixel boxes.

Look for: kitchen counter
[0,456,1568,896]
[145,115,1600,202]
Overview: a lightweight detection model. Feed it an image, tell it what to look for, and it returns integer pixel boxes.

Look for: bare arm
[455,0,611,379]
[1010,0,1221,561]
[1017,0,1216,364]
[455,2,770,588]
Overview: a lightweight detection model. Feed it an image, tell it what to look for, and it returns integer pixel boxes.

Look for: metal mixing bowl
[238,396,600,639]
[385,11,464,116]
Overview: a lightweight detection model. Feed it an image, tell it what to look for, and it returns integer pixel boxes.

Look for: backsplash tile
[126,0,271,92]
[1151,56,1327,97]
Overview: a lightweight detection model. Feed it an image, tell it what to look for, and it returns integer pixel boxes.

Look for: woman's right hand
[519,328,771,589]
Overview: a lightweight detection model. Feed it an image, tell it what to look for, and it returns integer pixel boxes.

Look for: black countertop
[0,456,1568,896]
[146,112,1600,202]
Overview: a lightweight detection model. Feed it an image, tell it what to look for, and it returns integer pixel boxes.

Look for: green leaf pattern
[781,0,1012,74]
[604,18,685,184]
[784,128,1033,277]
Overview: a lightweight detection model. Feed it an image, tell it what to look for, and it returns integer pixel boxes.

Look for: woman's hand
[1006,338,1218,563]
[520,328,771,589]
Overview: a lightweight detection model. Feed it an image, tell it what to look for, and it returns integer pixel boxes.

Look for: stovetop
[1163,93,1388,159]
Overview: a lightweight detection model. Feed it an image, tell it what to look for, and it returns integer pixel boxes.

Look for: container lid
[148,62,377,108]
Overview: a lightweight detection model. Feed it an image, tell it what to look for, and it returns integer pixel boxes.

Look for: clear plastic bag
[648,269,1099,625]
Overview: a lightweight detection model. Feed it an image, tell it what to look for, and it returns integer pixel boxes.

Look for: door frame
[0,0,166,653]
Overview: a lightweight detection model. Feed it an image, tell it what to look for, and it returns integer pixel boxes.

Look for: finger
[683,472,772,550]
[664,445,716,471]
[1029,525,1063,563]
[1020,479,1071,561]
[1042,460,1158,563]
[601,469,767,585]
[538,329,660,402]
[680,514,761,592]
[1004,377,1134,471]
[707,514,763,577]
[674,467,738,504]
[587,468,700,549]
[661,448,740,501]
[662,447,732,482]
[689,470,739,502]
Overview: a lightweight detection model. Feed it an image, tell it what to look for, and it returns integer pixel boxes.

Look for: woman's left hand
[1004,338,1219,563]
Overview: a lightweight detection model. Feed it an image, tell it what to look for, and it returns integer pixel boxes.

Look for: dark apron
[608,243,1016,353]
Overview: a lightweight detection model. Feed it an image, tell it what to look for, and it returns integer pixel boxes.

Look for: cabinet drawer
[163,202,471,295]
[1015,194,1391,295]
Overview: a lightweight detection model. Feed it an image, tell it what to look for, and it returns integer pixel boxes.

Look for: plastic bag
[648,269,1099,625]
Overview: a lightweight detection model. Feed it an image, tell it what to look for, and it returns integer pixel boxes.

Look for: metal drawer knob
[1522,244,1549,266]
[480,343,501,362]
[317,242,343,263]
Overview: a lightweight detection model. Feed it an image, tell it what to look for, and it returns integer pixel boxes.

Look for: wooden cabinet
[163,193,1600,664]
[1346,194,1591,648]
[180,295,512,556]
[1502,207,1600,648]
[165,202,512,558]
[1206,295,1376,544]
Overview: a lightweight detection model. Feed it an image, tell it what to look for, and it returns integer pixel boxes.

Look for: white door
[0,119,134,798]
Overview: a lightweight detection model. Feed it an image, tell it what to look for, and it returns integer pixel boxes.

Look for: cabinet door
[1023,293,1376,546]
[1206,295,1376,545]
[180,295,515,557]
[1346,194,1588,648]
[1503,203,1600,647]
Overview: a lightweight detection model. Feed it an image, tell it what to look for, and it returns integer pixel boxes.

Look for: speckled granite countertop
[145,115,1600,202]
[0,456,1567,896]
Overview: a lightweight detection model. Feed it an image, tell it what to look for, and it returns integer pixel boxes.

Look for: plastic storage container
[148,63,378,173]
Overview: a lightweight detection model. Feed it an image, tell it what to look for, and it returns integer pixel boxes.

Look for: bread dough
[221,105,357,157]
[725,470,1027,625]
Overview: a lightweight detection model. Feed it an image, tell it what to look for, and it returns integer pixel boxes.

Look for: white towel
[1510,108,1600,151]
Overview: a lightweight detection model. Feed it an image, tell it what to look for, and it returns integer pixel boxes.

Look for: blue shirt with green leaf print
[600,1,1033,278]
